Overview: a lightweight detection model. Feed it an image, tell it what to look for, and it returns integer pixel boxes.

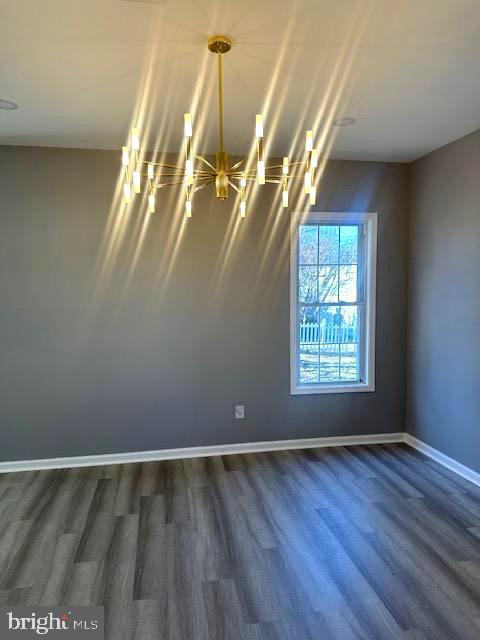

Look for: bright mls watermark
[0,607,104,639]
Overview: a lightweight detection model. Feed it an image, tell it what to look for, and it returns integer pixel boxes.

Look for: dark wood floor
[0,444,480,639]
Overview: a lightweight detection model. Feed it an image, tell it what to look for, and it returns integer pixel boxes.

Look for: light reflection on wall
[94,0,376,316]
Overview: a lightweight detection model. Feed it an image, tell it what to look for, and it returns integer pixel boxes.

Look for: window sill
[291,381,375,395]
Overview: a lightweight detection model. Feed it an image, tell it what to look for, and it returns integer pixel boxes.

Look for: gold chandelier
[121,35,319,217]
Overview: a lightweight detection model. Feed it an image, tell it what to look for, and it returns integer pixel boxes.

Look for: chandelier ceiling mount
[207,34,232,54]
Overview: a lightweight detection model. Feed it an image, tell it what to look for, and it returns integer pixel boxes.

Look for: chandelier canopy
[121,35,319,217]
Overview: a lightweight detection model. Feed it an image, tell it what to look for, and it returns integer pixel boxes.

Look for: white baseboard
[404,433,480,488]
[0,432,404,473]
[1,432,478,488]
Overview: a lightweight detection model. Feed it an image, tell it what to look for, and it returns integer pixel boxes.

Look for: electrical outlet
[235,405,245,419]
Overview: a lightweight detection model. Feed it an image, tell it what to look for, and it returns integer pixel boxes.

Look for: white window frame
[290,211,377,395]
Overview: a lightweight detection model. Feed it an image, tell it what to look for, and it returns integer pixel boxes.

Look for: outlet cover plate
[235,405,245,419]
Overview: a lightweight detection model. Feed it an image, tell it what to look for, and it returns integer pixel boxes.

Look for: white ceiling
[1,0,480,161]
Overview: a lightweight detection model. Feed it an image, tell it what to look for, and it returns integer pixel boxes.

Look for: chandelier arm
[229,172,256,178]
[232,175,287,182]
[140,160,212,173]
[140,160,186,170]
[141,164,213,176]
[195,154,217,172]
[227,162,307,177]
[229,157,249,172]
[230,167,301,176]
[229,170,263,178]
[227,180,241,194]
[264,161,306,170]
[141,171,215,178]
[282,174,307,179]
[231,172,307,180]
[191,175,216,182]
[193,178,216,193]
[156,179,188,189]
[141,173,187,178]
[233,175,272,181]
[269,175,306,181]
[156,175,213,189]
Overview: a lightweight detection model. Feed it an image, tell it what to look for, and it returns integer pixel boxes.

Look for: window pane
[299,225,318,264]
[319,305,339,344]
[337,305,359,344]
[340,344,359,381]
[340,226,358,264]
[299,306,319,384]
[339,265,357,302]
[299,344,319,384]
[319,305,359,346]
[320,344,340,382]
[319,266,339,303]
[319,226,339,264]
[298,266,318,302]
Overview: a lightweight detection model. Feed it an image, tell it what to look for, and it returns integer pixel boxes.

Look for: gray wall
[407,129,480,473]
[0,146,408,462]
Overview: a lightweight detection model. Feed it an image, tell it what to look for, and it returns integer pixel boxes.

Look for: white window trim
[290,211,377,395]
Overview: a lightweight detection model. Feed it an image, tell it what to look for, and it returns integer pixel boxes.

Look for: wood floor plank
[317,506,432,631]
[102,514,139,640]
[370,446,480,529]
[113,464,143,516]
[63,472,99,534]
[189,485,234,582]
[133,495,168,600]
[33,532,79,605]
[0,520,34,585]
[392,444,480,497]
[363,524,480,639]
[203,578,248,640]
[364,500,480,627]
[62,560,105,606]
[0,444,478,639]
[74,479,119,562]
[129,599,164,640]
[1,519,60,590]
[324,553,405,640]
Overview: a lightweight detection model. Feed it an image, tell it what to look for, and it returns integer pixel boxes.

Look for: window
[290,212,377,394]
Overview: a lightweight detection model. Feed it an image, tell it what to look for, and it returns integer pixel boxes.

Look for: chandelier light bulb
[148,193,155,213]
[123,182,132,204]
[122,147,130,167]
[184,113,193,138]
[311,149,318,168]
[282,189,289,208]
[257,160,265,185]
[133,170,141,193]
[255,114,264,138]
[240,175,247,188]
[131,128,140,151]
[283,157,289,175]
[304,170,312,194]
[185,159,194,184]
[240,200,246,217]
[185,200,192,217]
[309,185,316,205]
[148,163,154,179]
[305,130,313,152]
